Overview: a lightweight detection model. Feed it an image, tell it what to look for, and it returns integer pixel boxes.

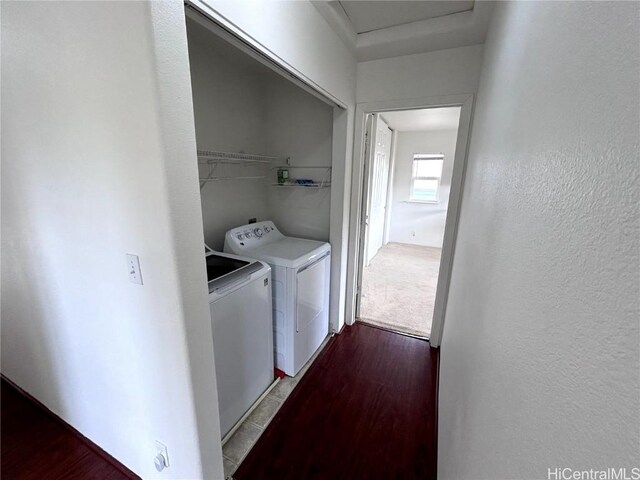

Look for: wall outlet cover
[155,440,169,467]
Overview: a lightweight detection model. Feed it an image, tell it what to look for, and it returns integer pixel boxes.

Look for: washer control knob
[254,227,263,237]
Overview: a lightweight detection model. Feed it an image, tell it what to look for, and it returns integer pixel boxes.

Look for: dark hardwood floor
[234,322,439,480]
[1,378,138,479]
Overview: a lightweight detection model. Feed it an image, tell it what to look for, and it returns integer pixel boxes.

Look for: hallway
[2,2,637,478]
[234,323,438,479]
[360,243,441,338]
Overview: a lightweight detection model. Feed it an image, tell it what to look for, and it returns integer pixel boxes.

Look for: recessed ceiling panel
[337,1,475,34]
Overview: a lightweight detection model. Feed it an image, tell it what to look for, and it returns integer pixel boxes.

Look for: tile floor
[221,336,331,479]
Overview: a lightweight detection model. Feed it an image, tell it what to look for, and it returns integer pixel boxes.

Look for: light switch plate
[126,254,143,285]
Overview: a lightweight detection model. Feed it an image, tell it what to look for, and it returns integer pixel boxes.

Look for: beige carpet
[359,243,441,338]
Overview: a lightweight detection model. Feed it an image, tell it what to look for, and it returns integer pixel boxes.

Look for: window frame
[409,154,444,204]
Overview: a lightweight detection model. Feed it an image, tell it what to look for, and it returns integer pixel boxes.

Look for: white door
[365,116,392,265]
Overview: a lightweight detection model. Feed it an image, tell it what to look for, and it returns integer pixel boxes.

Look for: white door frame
[354,114,374,317]
[360,113,376,270]
[345,94,475,347]
[382,129,398,246]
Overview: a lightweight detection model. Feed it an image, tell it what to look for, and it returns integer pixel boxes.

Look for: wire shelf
[197,150,287,188]
[196,151,333,191]
[197,150,286,165]
[269,165,332,189]
[270,165,332,170]
[270,182,331,189]
[201,175,267,182]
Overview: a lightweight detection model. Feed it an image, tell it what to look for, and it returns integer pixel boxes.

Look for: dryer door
[294,251,330,374]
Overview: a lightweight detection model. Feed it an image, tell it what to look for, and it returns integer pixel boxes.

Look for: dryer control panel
[225,221,283,250]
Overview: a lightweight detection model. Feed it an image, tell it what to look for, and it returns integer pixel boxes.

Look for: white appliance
[224,221,331,377]
[206,249,274,437]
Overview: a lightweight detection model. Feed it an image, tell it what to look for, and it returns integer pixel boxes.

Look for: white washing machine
[206,249,274,437]
[224,221,330,377]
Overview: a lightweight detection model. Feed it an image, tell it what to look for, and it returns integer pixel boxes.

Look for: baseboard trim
[1,375,140,479]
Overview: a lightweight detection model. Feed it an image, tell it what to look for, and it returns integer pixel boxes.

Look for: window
[410,154,444,203]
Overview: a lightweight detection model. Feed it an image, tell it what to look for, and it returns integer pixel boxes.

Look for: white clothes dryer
[224,221,330,377]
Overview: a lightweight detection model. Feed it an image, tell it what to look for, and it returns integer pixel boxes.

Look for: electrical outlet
[411,231,416,237]
[126,254,143,285]
[155,440,169,470]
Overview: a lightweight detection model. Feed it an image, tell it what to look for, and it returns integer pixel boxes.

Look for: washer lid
[248,237,330,269]
[205,250,268,294]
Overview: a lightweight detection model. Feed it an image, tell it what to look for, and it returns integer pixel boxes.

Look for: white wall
[356,44,484,104]
[388,129,458,248]
[266,77,334,242]
[438,2,640,478]
[187,19,270,251]
[188,19,269,154]
[1,2,224,479]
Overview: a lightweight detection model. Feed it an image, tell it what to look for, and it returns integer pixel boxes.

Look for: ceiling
[313,1,494,61]
[381,107,462,132]
[335,1,475,34]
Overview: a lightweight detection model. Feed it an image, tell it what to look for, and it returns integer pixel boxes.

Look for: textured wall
[438,2,640,479]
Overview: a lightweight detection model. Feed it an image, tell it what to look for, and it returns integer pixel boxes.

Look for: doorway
[349,98,473,345]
